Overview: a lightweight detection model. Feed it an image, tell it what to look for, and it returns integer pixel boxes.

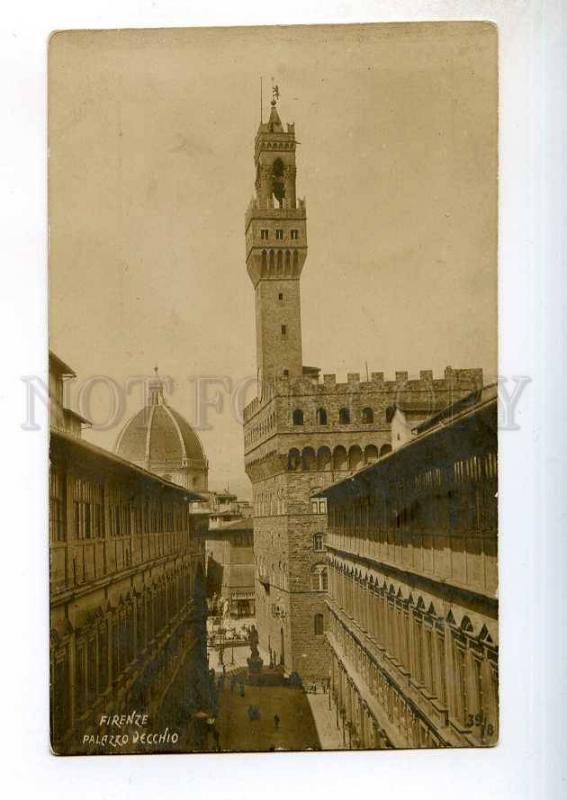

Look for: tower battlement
[243,366,483,424]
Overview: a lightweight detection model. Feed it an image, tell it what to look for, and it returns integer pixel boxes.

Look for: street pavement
[306,692,346,750]
[147,614,345,753]
[215,683,321,752]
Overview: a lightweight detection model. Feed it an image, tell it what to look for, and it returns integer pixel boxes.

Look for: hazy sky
[49,23,497,499]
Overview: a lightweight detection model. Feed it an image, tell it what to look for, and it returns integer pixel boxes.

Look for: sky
[49,22,498,500]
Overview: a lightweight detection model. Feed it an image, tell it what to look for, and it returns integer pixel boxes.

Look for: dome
[114,372,208,491]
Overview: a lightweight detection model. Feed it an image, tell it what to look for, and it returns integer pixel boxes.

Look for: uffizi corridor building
[49,353,210,753]
[242,94,492,699]
[320,386,498,749]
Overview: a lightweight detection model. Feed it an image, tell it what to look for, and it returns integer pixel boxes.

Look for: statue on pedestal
[247,624,263,682]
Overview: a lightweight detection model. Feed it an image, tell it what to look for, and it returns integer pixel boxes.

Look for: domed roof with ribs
[114,373,207,471]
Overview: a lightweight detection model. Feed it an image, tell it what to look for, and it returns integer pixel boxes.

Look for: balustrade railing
[326,527,497,596]
[50,530,196,595]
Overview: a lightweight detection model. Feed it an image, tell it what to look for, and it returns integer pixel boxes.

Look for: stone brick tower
[243,93,484,680]
[245,94,307,384]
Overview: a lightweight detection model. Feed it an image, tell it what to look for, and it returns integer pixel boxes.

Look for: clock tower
[244,91,308,383]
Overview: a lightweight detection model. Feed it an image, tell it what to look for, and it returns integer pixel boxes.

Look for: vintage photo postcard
[48,22,498,755]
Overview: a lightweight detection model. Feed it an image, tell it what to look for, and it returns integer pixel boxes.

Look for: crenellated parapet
[243,365,484,486]
[244,366,482,432]
[245,196,306,230]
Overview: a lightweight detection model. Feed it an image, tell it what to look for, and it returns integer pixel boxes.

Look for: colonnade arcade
[327,555,498,748]
[50,559,206,748]
[287,443,391,472]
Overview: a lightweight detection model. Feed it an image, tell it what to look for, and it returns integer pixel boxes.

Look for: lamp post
[218,627,225,669]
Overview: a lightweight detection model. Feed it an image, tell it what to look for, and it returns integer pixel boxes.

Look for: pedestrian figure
[273,713,280,730]
[212,727,220,752]
[240,683,245,698]
[230,676,235,693]
[247,704,255,721]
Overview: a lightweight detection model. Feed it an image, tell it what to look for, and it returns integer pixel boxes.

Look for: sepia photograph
[48,22,499,755]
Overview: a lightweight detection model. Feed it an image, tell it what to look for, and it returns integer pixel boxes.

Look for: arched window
[316,407,328,425]
[261,250,267,270]
[314,613,324,636]
[313,533,325,552]
[301,447,316,470]
[292,409,304,426]
[311,565,328,591]
[339,407,351,424]
[364,444,378,464]
[348,445,363,471]
[269,249,274,269]
[362,407,374,423]
[272,158,285,206]
[285,250,291,269]
[317,446,331,471]
[333,445,347,470]
[288,448,301,470]
[273,157,285,176]
[277,250,283,269]
[379,443,392,457]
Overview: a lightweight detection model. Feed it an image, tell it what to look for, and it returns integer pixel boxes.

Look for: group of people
[246,704,281,730]
[229,673,247,697]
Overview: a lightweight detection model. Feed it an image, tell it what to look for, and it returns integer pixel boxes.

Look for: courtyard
[215,682,321,752]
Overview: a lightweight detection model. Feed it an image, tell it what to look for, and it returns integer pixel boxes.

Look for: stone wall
[245,367,484,682]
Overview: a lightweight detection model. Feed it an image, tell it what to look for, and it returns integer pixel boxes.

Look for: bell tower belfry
[245,88,308,383]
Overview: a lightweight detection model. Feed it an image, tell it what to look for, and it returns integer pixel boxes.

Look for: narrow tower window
[362,407,374,423]
[276,229,284,240]
[272,158,286,206]
[316,408,328,425]
[278,292,284,301]
[292,409,304,426]
[291,229,299,240]
[311,565,328,591]
[339,407,351,424]
[281,324,287,336]
[261,229,269,240]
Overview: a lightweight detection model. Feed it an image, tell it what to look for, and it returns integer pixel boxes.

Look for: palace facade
[242,97,484,679]
[319,385,498,748]
[49,353,209,753]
